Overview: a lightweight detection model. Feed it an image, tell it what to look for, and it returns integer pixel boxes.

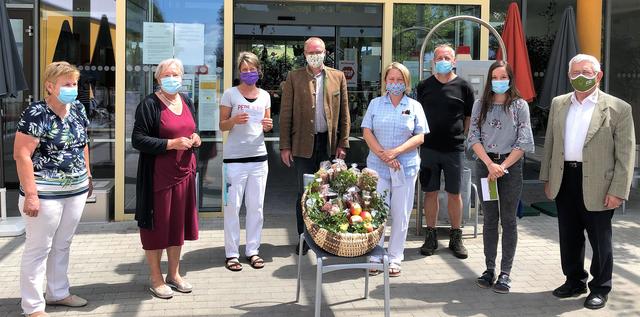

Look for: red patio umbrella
[496,2,536,102]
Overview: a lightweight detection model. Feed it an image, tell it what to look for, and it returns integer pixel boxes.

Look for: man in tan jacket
[540,54,635,310]
[279,37,350,254]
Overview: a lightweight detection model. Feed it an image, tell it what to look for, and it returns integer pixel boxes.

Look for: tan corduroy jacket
[279,66,350,158]
[539,90,636,211]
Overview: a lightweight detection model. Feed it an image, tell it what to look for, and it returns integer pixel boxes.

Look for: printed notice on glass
[198,75,218,131]
[339,60,358,88]
[142,22,174,64]
[174,23,204,66]
[181,74,195,101]
[481,178,499,201]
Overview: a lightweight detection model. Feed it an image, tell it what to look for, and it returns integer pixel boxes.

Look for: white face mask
[306,53,325,69]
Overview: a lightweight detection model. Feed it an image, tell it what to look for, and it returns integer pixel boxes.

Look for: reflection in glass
[125,0,225,212]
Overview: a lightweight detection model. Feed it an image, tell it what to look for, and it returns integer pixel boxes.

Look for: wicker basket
[302,191,385,257]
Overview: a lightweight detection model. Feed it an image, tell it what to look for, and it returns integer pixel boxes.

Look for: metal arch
[418,15,507,81]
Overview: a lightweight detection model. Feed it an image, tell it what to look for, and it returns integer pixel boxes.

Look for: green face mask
[570,74,598,92]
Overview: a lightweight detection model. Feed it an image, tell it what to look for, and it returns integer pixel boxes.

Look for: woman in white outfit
[14,61,92,317]
[361,62,429,277]
[220,52,273,271]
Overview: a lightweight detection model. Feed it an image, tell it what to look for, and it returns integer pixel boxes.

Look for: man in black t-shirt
[416,44,474,259]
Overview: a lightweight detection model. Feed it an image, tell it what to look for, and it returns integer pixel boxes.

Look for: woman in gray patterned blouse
[467,60,534,294]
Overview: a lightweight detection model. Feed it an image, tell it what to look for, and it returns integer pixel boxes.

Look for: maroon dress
[140,99,199,250]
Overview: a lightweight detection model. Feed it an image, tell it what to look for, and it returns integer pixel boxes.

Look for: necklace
[157,91,181,107]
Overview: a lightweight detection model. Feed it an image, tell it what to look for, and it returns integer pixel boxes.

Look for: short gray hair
[154,58,184,81]
[433,44,455,58]
[568,54,601,73]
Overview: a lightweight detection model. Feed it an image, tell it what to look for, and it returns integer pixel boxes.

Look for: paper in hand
[244,107,264,124]
[481,178,499,201]
[390,165,406,187]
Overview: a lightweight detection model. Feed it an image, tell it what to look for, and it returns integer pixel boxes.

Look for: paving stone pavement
[1,198,639,316]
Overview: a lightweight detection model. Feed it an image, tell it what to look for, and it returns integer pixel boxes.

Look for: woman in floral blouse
[467,60,534,294]
[14,61,92,317]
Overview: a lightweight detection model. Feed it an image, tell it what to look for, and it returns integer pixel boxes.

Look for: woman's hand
[190,133,201,147]
[261,117,273,132]
[486,162,505,181]
[232,112,249,125]
[386,159,401,171]
[380,148,399,163]
[168,137,193,150]
[23,194,40,217]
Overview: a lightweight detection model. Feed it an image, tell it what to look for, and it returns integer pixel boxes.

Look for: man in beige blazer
[540,54,635,310]
[279,37,350,254]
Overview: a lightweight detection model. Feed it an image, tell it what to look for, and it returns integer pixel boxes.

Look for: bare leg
[447,193,463,229]
[145,249,164,287]
[424,191,439,228]
[166,246,184,283]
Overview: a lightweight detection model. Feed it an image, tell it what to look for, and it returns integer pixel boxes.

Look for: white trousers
[19,193,87,314]
[224,161,268,258]
[371,173,418,265]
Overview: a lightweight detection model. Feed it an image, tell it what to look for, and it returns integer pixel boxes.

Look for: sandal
[225,257,243,271]
[389,263,401,277]
[369,260,382,276]
[247,255,265,269]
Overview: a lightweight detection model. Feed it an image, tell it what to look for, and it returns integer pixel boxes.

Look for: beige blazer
[279,66,350,158]
[539,90,636,211]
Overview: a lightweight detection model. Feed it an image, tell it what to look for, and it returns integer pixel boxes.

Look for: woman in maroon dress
[132,58,200,299]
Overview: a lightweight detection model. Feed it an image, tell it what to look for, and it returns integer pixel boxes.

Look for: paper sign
[481,178,499,201]
[181,74,195,100]
[174,23,205,65]
[142,22,174,64]
[245,107,264,124]
[361,55,381,82]
[198,75,218,131]
[339,60,358,88]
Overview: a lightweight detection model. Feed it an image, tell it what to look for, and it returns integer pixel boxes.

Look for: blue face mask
[386,82,406,96]
[491,79,510,94]
[57,86,78,104]
[160,76,182,94]
[434,60,453,74]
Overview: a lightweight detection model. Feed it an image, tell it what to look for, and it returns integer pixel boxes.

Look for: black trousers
[293,132,330,235]
[555,162,614,295]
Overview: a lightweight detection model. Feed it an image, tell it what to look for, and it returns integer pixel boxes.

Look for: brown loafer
[46,294,87,307]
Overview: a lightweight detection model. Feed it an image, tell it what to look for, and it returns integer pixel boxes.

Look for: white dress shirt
[313,70,328,133]
[564,89,598,161]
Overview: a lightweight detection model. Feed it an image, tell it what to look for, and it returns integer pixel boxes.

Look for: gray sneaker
[420,227,438,256]
[448,228,468,259]
[493,273,511,294]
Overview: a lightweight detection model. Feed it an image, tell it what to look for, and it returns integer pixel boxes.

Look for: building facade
[1,0,637,221]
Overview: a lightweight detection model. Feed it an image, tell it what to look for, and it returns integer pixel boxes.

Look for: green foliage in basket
[329,169,358,195]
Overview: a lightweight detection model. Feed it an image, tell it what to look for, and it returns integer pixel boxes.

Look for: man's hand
[335,147,346,160]
[280,149,293,167]
[544,182,553,200]
[604,194,623,210]
[23,194,40,217]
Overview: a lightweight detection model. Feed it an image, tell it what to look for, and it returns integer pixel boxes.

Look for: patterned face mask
[570,74,598,92]
[306,53,325,69]
[386,82,406,96]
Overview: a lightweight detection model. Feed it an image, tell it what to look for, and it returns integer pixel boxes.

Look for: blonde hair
[237,51,261,73]
[384,62,412,94]
[154,58,184,81]
[43,61,80,95]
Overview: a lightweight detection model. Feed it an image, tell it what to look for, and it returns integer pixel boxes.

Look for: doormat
[531,201,557,217]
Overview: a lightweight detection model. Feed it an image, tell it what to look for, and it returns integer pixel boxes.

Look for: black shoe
[584,293,607,309]
[476,270,495,289]
[419,227,438,256]
[492,273,511,294]
[295,240,309,255]
[448,228,468,259]
[552,281,587,298]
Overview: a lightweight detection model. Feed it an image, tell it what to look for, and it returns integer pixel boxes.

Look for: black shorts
[419,147,463,194]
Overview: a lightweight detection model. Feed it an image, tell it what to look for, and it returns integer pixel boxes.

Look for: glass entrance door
[2,8,34,189]
[233,2,383,214]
